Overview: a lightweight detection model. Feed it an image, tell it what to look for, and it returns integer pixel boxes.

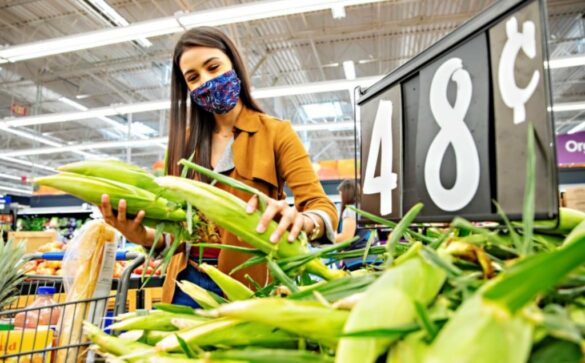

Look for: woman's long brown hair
[166,26,263,179]
[337,179,359,220]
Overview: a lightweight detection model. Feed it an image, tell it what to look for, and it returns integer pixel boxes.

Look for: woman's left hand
[246,195,305,243]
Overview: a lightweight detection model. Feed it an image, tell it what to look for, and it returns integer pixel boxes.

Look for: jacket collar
[234,105,261,133]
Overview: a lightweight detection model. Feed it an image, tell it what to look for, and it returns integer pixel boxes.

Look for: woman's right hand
[100,194,150,245]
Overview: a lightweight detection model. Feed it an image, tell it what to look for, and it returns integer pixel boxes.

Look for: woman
[335,180,376,269]
[99,27,338,306]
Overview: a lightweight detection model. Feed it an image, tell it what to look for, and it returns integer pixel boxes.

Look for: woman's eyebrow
[183,57,220,77]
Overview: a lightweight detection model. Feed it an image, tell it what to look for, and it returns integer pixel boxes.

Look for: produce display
[16,216,89,239]
[22,240,161,279]
[22,241,66,276]
[32,158,585,362]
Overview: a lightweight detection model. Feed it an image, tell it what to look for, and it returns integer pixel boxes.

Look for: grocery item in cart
[13,287,61,328]
[56,220,116,363]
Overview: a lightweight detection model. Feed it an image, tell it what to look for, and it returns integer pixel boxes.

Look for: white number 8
[424,58,480,212]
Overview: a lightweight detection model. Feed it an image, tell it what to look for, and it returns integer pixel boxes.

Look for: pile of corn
[85,201,585,363]
[36,159,585,362]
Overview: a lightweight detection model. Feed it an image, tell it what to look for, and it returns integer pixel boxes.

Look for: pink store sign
[557,131,585,166]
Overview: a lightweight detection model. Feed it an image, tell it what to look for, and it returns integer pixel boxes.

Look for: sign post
[356,0,558,223]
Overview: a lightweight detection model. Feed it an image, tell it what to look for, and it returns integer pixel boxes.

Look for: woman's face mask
[190,69,241,114]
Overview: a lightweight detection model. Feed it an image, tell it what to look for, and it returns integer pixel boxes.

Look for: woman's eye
[188,75,198,82]
[209,64,219,71]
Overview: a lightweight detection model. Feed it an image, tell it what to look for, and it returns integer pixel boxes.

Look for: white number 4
[362,100,397,216]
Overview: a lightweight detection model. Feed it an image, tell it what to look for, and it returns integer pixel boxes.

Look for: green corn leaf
[278,238,356,272]
[175,334,197,359]
[493,200,522,252]
[386,203,424,267]
[483,220,585,313]
[153,303,196,315]
[244,274,263,291]
[267,259,300,293]
[193,242,263,256]
[362,229,378,264]
[142,222,166,287]
[348,205,435,244]
[420,247,462,278]
[230,255,268,276]
[339,322,424,338]
[414,301,439,342]
[521,123,536,256]
[180,159,268,212]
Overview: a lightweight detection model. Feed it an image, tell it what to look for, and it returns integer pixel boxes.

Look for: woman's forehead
[179,46,230,70]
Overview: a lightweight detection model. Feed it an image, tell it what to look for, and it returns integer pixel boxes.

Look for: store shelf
[18,204,96,215]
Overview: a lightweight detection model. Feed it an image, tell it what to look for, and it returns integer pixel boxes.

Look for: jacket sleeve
[274,121,339,241]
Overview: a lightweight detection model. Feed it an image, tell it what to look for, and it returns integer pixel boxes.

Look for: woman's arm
[274,121,339,242]
[335,217,356,243]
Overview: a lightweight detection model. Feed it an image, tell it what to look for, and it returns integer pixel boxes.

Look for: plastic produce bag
[57,220,117,363]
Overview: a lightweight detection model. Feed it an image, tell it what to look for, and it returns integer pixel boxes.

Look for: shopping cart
[0,251,145,363]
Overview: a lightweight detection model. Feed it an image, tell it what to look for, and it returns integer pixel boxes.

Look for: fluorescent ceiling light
[3,137,167,158]
[294,121,354,132]
[343,60,356,80]
[0,121,96,158]
[87,0,152,48]
[0,0,385,64]
[548,54,585,69]
[552,102,585,113]
[331,5,347,19]
[131,121,157,136]
[0,124,62,147]
[567,121,585,134]
[252,76,381,98]
[0,156,56,173]
[0,185,32,196]
[303,102,344,119]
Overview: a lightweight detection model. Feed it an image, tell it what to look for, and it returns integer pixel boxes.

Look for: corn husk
[155,176,345,280]
[335,242,447,363]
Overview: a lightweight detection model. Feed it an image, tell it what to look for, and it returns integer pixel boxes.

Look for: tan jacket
[162,107,338,303]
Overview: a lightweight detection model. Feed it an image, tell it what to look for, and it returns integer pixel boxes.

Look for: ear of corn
[35,173,186,221]
[155,176,345,280]
[176,280,221,309]
[533,207,585,235]
[200,298,349,346]
[198,263,254,301]
[109,312,207,332]
[155,315,303,351]
[386,332,429,363]
[58,159,185,205]
[85,322,157,362]
[335,242,447,363]
[424,220,585,363]
[207,348,334,363]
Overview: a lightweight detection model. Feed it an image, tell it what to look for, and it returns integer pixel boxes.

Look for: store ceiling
[0,0,584,195]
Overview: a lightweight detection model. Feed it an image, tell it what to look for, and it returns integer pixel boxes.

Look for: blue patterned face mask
[190,70,241,114]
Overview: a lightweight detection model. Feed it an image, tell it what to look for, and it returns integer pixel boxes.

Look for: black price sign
[357,0,558,222]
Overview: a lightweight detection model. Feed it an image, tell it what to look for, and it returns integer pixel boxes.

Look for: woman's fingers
[256,200,284,233]
[117,199,127,223]
[270,207,297,243]
[100,194,115,223]
[246,195,258,214]
[288,215,305,242]
[132,210,146,228]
